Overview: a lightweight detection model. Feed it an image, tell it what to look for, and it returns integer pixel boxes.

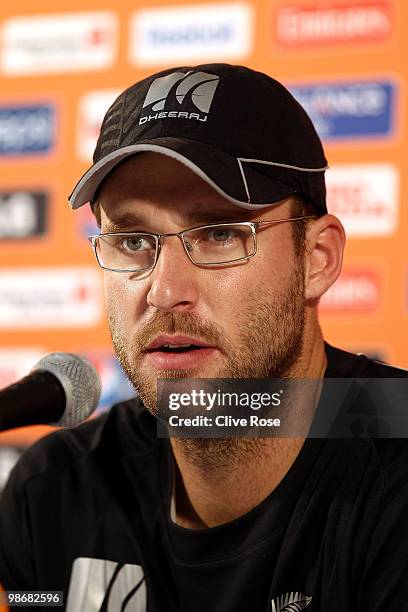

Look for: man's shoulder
[325,344,408,455]
[325,343,408,378]
[9,396,157,487]
[368,437,408,489]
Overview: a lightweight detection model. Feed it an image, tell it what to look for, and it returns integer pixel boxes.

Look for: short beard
[108,256,305,470]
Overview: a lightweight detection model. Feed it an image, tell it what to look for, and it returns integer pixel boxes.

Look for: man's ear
[304,214,346,303]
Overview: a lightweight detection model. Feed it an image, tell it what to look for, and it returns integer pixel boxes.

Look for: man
[1,64,408,611]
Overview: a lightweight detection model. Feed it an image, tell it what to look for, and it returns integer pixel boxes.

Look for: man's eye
[121,236,153,252]
[206,228,237,242]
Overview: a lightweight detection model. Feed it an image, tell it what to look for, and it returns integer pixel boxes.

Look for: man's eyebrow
[184,206,255,225]
[102,213,148,233]
[102,207,255,232]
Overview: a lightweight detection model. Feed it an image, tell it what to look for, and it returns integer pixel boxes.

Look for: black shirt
[1,344,408,611]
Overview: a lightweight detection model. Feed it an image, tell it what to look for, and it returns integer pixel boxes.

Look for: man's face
[97,153,306,413]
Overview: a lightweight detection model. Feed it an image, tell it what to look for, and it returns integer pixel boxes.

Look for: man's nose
[146,235,200,312]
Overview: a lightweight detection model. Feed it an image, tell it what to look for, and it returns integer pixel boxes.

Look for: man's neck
[171,437,307,528]
[170,333,327,529]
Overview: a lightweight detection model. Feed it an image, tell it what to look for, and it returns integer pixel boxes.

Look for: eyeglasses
[88,216,314,273]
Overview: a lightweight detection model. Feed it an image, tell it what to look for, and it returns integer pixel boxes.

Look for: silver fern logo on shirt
[139,70,220,125]
[271,591,312,612]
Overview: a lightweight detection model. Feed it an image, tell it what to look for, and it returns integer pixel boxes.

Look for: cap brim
[69,137,297,210]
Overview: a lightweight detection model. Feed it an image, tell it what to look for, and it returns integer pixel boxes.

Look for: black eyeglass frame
[88,216,315,273]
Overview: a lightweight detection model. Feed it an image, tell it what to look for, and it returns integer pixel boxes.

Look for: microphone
[0,352,102,431]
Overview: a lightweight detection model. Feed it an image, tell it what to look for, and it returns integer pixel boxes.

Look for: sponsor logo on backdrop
[0,191,48,239]
[0,268,102,329]
[130,3,253,65]
[0,104,56,156]
[289,80,395,140]
[77,89,121,162]
[320,267,382,313]
[0,348,45,389]
[83,351,135,413]
[276,1,392,47]
[326,164,398,237]
[1,12,117,75]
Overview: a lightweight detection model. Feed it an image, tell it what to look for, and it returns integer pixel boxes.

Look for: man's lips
[143,334,218,370]
[145,334,216,351]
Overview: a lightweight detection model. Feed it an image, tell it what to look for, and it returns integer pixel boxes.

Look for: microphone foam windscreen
[32,352,102,427]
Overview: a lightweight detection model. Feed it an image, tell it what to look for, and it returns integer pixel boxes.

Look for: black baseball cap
[69,63,328,214]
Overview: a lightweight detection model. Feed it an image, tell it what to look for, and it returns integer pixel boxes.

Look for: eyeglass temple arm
[255,215,316,227]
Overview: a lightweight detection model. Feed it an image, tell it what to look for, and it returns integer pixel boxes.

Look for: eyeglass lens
[96,233,157,271]
[183,224,254,264]
[94,224,256,271]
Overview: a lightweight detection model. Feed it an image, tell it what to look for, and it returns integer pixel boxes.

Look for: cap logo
[139,70,220,125]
